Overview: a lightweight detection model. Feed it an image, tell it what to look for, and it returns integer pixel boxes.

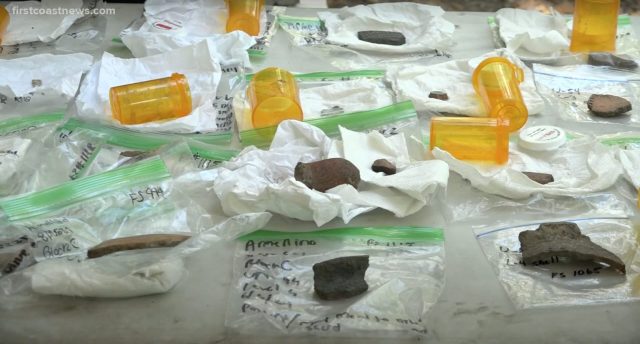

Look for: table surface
[1,4,640,344]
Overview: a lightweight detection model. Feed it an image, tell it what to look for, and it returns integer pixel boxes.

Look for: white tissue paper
[2,0,86,46]
[31,257,184,298]
[215,120,449,226]
[0,53,94,116]
[234,78,396,131]
[496,8,569,59]
[387,49,544,116]
[120,0,270,58]
[618,149,640,190]
[75,37,254,133]
[433,136,622,200]
[318,3,454,53]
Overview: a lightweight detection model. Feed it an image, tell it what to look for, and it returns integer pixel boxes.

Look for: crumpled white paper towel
[496,8,569,58]
[0,53,94,116]
[433,136,622,199]
[2,0,86,46]
[618,149,640,190]
[234,78,395,131]
[318,3,455,53]
[75,36,253,133]
[387,49,544,116]
[120,0,265,57]
[215,120,449,226]
[31,257,184,298]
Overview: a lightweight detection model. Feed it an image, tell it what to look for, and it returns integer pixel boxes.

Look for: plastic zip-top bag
[239,101,421,148]
[0,156,271,302]
[533,63,640,124]
[474,216,640,309]
[0,113,109,197]
[118,0,283,58]
[277,3,454,70]
[235,70,396,133]
[60,118,238,175]
[0,52,93,116]
[226,226,445,338]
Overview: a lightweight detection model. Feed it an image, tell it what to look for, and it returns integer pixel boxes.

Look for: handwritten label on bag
[233,237,428,335]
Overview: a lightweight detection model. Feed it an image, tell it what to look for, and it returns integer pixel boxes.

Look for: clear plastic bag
[59,119,239,176]
[0,114,107,197]
[226,227,445,338]
[0,156,271,303]
[598,132,640,208]
[119,2,282,58]
[445,170,632,224]
[474,216,640,309]
[277,14,453,70]
[0,10,106,59]
[533,63,640,124]
[489,14,640,64]
[235,70,396,132]
[239,101,421,148]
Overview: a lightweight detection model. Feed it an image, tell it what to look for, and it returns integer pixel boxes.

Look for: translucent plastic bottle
[430,117,510,164]
[472,57,528,133]
[226,0,264,36]
[0,5,9,45]
[570,0,620,52]
[247,67,303,129]
[109,73,192,125]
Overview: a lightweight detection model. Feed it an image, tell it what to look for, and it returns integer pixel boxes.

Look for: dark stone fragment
[371,159,396,175]
[522,171,554,185]
[587,94,632,118]
[294,158,360,192]
[588,53,638,70]
[88,234,191,259]
[313,255,369,301]
[357,30,406,46]
[429,91,449,101]
[518,222,626,274]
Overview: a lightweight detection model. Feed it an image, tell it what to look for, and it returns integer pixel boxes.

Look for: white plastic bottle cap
[518,125,567,151]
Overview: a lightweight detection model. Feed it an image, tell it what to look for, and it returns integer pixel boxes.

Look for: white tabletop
[1,4,640,344]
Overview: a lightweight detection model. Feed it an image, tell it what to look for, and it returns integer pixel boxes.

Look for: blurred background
[285,0,640,14]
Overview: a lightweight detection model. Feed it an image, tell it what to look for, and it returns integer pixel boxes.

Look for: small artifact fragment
[371,159,396,175]
[587,94,632,118]
[522,171,554,185]
[588,53,638,70]
[313,255,369,301]
[88,234,191,259]
[518,222,626,274]
[294,158,360,192]
[428,91,449,101]
[357,30,406,46]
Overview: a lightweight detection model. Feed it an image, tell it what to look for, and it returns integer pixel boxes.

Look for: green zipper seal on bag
[0,157,171,222]
[239,227,444,242]
[245,70,385,82]
[189,144,238,162]
[0,113,65,137]
[600,136,640,146]
[240,101,417,147]
[63,119,234,153]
